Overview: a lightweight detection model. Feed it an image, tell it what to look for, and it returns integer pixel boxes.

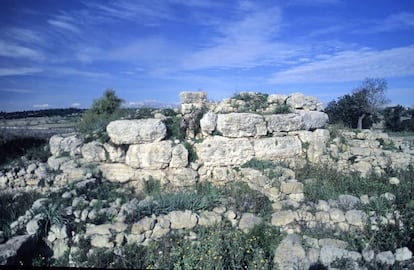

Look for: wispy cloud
[287,0,343,6]
[0,40,44,60]
[0,67,42,76]
[33,104,51,109]
[54,67,109,78]
[269,45,414,84]
[5,27,44,44]
[0,88,33,94]
[180,4,298,70]
[48,19,80,33]
[84,1,174,24]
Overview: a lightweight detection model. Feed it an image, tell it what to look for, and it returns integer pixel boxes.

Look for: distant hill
[0,108,85,119]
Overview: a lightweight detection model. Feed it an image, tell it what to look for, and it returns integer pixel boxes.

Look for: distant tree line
[0,108,85,119]
[325,78,414,132]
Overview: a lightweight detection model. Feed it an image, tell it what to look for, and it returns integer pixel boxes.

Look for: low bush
[0,137,48,166]
[77,220,283,269]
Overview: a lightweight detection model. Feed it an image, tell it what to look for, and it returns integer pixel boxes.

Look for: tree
[383,105,405,132]
[325,78,389,129]
[91,89,124,115]
[78,89,124,136]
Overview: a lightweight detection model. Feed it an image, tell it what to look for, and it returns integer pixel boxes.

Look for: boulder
[376,251,395,265]
[81,141,107,162]
[131,216,156,234]
[286,93,323,111]
[169,144,188,168]
[274,234,309,269]
[49,134,83,157]
[238,213,262,233]
[298,110,329,130]
[395,247,412,261]
[265,113,304,133]
[126,141,172,169]
[99,163,136,183]
[167,168,198,187]
[195,136,254,166]
[254,136,302,160]
[106,119,167,145]
[180,91,207,104]
[198,211,222,226]
[200,111,217,135]
[167,210,198,229]
[216,113,267,138]
[271,210,297,226]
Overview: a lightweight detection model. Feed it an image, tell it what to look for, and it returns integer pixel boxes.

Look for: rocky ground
[0,92,413,269]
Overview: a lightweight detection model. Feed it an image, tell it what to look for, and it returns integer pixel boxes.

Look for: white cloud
[0,40,44,60]
[71,102,81,108]
[180,4,299,70]
[33,104,51,109]
[54,68,109,78]
[268,45,414,84]
[0,88,33,94]
[0,67,42,76]
[6,27,44,44]
[48,20,80,33]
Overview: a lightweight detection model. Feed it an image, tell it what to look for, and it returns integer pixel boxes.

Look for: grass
[297,162,414,253]
[0,191,42,240]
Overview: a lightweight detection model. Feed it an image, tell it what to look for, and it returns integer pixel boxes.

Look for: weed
[183,141,197,162]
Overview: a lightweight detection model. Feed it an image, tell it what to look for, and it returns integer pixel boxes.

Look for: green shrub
[231,92,269,113]
[0,137,48,166]
[126,182,221,223]
[77,89,124,140]
[220,182,273,218]
[82,220,283,269]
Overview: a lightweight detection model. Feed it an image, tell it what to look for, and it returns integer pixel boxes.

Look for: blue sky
[0,0,414,112]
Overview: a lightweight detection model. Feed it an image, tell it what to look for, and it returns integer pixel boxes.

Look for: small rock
[329,208,345,223]
[317,200,330,211]
[26,214,45,235]
[168,210,198,230]
[52,239,69,259]
[151,224,170,239]
[271,210,297,226]
[274,234,309,269]
[51,224,69,239]
[238,213,262,233]
[360,195,369,205]
[91,234,114,248]
[126,233,145,244]
[389,177,400,185]
[131,216,156,234]
[380,192,396,201]
[80,209,89,222]
[338,194,360,210]
[31,198,49,211]
[345,210,367,227]
[395,247,412,261]
[362,247,375,262]
[376,251,395,265]
[198,211,222,227]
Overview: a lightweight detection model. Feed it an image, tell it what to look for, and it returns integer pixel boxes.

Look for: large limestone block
[216,113,267,137]
[195,136,254,166]
[126,141,172,169]
[298,111,329,130]
[167,168,198,187]
[200,111,217,135]
[286,93,323,111]
[167,210,198,229]
[179,91,207,104]
[99,163,136,183]
[294,129,330,162]
[274,234,309,269]
[169,144,188,168]
[265,113,304,133]
[49,134,83,157]
[81,141,107,162]
[254,137,302,160]
[106,119,167,145]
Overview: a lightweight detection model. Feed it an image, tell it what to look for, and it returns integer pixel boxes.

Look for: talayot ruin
[1,91,414,268]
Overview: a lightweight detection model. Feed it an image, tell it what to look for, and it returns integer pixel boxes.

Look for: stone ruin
[1,91,414,268]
